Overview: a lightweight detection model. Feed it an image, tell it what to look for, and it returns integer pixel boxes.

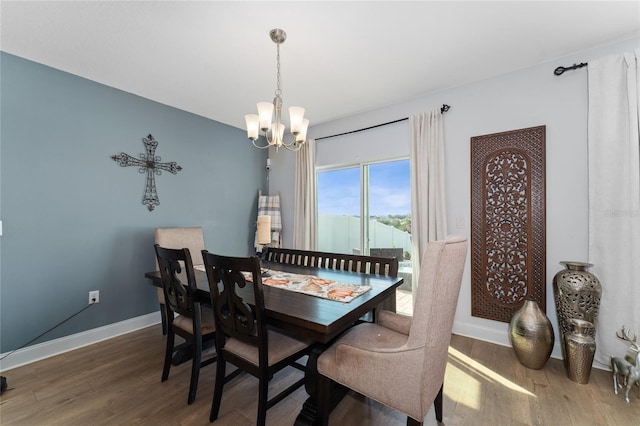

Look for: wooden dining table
[145,262,403,425]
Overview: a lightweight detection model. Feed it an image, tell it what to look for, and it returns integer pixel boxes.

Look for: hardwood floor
[396,289,413,316]
[1,324,638,425]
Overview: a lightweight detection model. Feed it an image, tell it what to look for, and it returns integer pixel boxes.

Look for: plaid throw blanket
[255,192,282,249]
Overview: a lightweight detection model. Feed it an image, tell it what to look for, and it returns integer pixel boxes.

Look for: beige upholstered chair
[316,237,468,425]
[154,227,206,335]
[154,245,216,405]
[201,251,313,426]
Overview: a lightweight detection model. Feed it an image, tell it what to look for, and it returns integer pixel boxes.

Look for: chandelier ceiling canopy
[245,29,308,152]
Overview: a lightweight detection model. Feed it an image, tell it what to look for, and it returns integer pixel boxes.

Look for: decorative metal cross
[111,134,182,211]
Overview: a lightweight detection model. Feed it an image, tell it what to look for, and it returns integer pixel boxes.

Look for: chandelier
[245,29,309,152]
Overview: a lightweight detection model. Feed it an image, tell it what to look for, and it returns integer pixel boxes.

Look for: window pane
[317,167,361,254]
[368,160,413,315]
[367,160,411,257]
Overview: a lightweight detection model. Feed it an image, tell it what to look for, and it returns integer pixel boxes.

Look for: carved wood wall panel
[471,126,546,323]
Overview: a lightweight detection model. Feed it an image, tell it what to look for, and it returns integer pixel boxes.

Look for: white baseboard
[1,313,609,373]
[0,312,161,372]
[453,319,568,359]
[453,319,610,371]
[453,319,512,350]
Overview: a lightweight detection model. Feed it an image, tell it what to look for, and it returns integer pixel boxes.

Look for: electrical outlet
[89,290,100,304]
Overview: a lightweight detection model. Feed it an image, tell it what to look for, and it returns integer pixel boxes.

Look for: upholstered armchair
[317,237,468,425]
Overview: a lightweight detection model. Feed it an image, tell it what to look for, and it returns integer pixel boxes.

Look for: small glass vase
[509,299,555,370]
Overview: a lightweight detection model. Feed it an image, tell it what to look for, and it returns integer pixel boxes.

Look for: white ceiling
[2,1,639,131]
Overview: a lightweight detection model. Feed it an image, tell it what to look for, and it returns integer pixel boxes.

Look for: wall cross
[111,134,182,211]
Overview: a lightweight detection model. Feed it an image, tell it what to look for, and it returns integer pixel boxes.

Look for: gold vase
[565,319,596,384]
[552,261,601,369]
[509,299,555,369]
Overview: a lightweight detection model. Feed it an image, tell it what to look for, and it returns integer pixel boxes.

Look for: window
[317,166,361,254]
[317,158,413,314]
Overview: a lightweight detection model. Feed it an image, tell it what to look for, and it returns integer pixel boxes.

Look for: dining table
[145,261,403,425]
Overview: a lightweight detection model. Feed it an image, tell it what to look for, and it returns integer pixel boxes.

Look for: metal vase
[552,261,601,369]
[565,319,596,384]
[509,299,555,369]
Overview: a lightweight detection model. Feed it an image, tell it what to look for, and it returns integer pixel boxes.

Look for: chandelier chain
[275,43,282,97]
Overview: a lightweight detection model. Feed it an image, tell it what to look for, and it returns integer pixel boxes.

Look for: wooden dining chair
[316,237,468,425]
[154,244,216,405]
[154,227,206,335]
[201,251,313,426]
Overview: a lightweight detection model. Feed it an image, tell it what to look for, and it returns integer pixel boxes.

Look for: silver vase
[509,299,555,369]
[565,319,596,384]
[552,261,601,369]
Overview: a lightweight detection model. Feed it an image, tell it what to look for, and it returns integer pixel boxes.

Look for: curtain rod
[315,104,450,141]
[554,62,588,76]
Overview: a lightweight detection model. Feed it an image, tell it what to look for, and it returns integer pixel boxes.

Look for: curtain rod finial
[554,62,588,76]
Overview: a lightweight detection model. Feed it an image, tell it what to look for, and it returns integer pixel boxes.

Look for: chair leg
[187,336,202,405]
[407,384,442,426]
[161,330,174,382]
[159,303,168,335]
[407,416,422,426]
[257,375,268,426]
[210,356,226,422]
[434,383,443,423]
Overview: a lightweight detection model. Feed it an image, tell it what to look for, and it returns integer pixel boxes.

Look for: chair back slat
[154,244,197,318]
[202,253,265,349]
[266,248,398,278]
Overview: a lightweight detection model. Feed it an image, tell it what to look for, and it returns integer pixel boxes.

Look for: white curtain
[293,138,317,250]
[410,109,448,300]
[588,49,640,367]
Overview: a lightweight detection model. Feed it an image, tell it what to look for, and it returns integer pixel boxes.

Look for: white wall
[268,37,640,364]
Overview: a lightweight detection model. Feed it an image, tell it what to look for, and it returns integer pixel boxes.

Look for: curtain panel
[293,138,317,250]
[410,109,448,300]
[588,49,640,367]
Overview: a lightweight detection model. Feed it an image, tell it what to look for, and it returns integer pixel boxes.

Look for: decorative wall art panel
[471,126,546,323]
[111,134,182,211]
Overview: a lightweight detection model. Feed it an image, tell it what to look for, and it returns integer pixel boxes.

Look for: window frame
[316,155,410,255]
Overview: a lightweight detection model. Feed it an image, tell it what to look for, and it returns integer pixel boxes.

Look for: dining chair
[201,251,313,426]
[154,227,206,335]
[316,237,468,425]
[154,244,216,405]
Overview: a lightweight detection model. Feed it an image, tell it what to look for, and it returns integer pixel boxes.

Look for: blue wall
[0,53,267,352]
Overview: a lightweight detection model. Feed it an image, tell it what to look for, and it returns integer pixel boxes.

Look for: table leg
[171,342,193,365]
[171,339,215,366]
[295,344,349,426]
